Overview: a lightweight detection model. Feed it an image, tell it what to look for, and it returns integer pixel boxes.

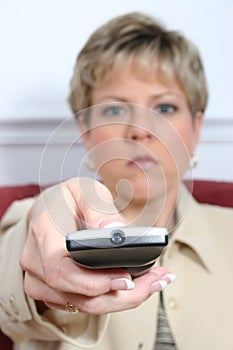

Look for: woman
[0,12,233,350]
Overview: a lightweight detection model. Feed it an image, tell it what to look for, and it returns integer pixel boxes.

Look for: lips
[128,156,159,170]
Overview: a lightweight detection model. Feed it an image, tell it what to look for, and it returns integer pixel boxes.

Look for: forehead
[91,61,184,102]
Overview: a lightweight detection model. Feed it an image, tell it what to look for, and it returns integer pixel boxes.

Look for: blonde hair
[68,12,208,116]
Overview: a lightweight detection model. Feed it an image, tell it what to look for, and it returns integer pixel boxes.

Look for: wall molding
[0,117,79,145]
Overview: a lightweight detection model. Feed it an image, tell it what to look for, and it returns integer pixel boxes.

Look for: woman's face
[79,65,202,204]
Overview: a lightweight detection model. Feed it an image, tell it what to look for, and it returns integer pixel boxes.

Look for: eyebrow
[95,91,183,102]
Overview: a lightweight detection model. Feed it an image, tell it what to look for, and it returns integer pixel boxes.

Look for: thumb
[64,177,126,229]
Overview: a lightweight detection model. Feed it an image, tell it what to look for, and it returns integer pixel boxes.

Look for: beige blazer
[0,186,233,350]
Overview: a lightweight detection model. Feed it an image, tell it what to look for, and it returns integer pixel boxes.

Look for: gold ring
[65,302,79,313]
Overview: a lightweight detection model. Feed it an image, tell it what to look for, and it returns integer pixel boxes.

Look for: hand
[20,177,175,315]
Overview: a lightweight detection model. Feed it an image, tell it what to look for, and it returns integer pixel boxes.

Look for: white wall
[0,0,232,185]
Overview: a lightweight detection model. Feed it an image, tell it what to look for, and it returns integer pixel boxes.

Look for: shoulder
[179,184,233,227]
[176,187,233,249]
[0,198,36,232]
[191,200,233,253]
[193,200,233,226]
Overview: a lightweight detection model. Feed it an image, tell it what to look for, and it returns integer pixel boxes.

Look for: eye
[155,104,177,115]
[101,105,127,117]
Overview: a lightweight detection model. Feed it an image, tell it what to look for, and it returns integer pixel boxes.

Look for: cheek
[88,130,107,146]
[177,125,194,151]
[88,126,119,146]
[157,122,194,178]
[167,116,195,155]
[173,125,195,175]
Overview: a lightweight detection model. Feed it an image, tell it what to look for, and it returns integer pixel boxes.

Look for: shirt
[0,185,233,350]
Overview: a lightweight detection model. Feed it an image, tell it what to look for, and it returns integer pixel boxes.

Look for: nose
[125,107,154,141]
[126,124,152,141]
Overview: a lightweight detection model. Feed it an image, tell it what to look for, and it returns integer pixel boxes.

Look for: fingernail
[164,273,177,283]
[104,222,125,228]
[150,280,167,294]
[111,278,135,290]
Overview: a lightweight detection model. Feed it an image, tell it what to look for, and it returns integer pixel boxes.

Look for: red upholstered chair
[0,180,233,349]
